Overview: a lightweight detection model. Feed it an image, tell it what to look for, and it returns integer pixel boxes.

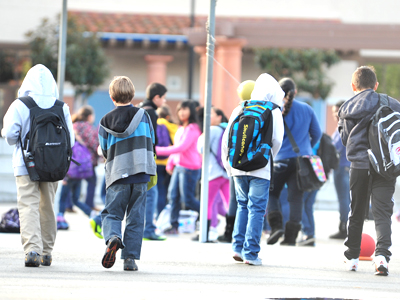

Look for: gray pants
[345,168,395,261]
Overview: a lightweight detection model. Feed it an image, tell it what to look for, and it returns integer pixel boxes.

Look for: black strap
[18,96,38,109]
[284,121,300,155]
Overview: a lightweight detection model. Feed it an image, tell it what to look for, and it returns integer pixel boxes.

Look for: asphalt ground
[0,202,399,300]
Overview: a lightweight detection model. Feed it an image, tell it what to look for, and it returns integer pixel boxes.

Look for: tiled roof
[69,11,341,35]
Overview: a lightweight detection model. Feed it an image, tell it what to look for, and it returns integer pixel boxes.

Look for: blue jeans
[59,179,92,216]
[143,185,158,238]
[157,165,170,216]
[333,165,351,224]
[268,158,304,223]
[301,189,318,237]
[168,166,201,229]
[101,182,147,260]
[232,176,270,261]
[228,177,237,217]
[84,169,97,208]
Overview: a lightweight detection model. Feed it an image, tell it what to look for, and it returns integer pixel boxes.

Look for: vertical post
[199,0,216,243]
[57,0,68,101]
[187,0,195,100]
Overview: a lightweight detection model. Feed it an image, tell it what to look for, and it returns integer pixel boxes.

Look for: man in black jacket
[138,83,168,241]
[338,66,400,276]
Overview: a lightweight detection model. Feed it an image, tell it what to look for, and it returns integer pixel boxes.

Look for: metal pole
[57,0,68,101]
[187,0,195,100]
[199,0,216,243]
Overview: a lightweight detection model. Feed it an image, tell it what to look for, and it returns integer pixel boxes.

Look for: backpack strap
[18,96,37,109]
[379,93,389,107]
[54,100,64,107]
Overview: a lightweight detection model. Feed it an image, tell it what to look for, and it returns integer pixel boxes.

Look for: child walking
[222,73,284,265]
[156,101,202,235]
[98,76,156,271]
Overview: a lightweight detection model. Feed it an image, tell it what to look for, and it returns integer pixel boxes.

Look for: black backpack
[317,133,339,179]
[19,96,72,182]
[367,93,400,180]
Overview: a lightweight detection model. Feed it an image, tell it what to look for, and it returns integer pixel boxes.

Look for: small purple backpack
[67,142,94,179]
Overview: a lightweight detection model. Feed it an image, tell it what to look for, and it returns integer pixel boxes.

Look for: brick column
[214,37,247,116]
[193,46,207,106]
[144,55,173,85]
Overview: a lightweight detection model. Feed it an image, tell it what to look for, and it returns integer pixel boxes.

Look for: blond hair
[109,76,135,103]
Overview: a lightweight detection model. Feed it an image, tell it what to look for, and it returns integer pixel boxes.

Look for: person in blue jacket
[266,77,322,246]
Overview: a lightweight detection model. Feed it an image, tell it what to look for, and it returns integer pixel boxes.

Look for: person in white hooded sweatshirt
[222,73,284,266]
[2,64,74,267]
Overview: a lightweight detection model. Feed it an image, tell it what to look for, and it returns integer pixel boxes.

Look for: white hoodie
[221,73,284,180]
[1,64,75,176]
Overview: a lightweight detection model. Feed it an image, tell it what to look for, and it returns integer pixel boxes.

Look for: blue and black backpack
[227,100,279,172]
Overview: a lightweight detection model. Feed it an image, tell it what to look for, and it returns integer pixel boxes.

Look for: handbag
[284,122,326,191]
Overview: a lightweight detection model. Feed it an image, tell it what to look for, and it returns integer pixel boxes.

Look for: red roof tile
[69,11,341,35]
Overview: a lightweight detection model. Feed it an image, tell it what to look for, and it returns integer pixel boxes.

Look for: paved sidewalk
[0,202,399,300]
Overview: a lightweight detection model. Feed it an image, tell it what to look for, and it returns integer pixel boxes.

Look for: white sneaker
[374,255,389,276]
[245,257,262,266]
[345,257,359,271]
[232,252,243,262]
[208,226,218,242]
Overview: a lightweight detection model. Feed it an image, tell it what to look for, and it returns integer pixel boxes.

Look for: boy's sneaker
[233,252,243,262]
[41,255,52,266]
[102,236,123,269]
[163,226,179,235]
[124,258,138,271]
[245,257,262,266]
[57,214,69,230]
[345,257,359,271]
[143,233,167,241]
[25,251,40,267]
[89,218,103,239]
[374,255,389,276]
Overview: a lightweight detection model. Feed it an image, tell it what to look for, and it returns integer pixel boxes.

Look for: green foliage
[372,63,400,100]
[26,15,109,99]
[0,50,15,82]
[255,49,341,99]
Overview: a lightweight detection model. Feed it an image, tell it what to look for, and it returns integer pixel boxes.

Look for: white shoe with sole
[374,255,389,276]
[345,257,359,271]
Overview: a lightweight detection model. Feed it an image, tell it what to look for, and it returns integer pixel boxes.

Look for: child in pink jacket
[156,101,202,234]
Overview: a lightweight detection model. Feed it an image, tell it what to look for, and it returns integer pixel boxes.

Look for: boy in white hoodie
[2,64,74,267]
[222,73,284,266]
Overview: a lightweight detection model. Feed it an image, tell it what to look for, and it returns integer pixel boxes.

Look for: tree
[255,48,340,99]
[25,15,109,103]
[371,63,400,100]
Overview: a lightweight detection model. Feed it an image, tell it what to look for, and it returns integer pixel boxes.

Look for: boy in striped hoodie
[98,76,156,271]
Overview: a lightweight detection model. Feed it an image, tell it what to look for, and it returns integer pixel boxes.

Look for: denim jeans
[228,177,237,217]
[301,189,318,237]
[143,185,158,238]
[102,182,147,260]
[84,169,97,208]
[232,176,270,261]
[268,158,304,223]
[59,179,92,216]
[156,165,170,216]
[168,166,201,229]
[333,165,351,224]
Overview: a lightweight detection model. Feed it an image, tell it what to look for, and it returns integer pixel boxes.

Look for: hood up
[250,73,284,107]
[18,64,59,102]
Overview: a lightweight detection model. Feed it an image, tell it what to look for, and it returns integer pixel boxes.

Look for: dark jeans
[59,179,92,216]
[84,169,97,208]
[168,166,201,229]
[156,165,170,216]
[345,168,395,261]
[267,157,304,224]
[333,165,351,224]
[101,182,147,260]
